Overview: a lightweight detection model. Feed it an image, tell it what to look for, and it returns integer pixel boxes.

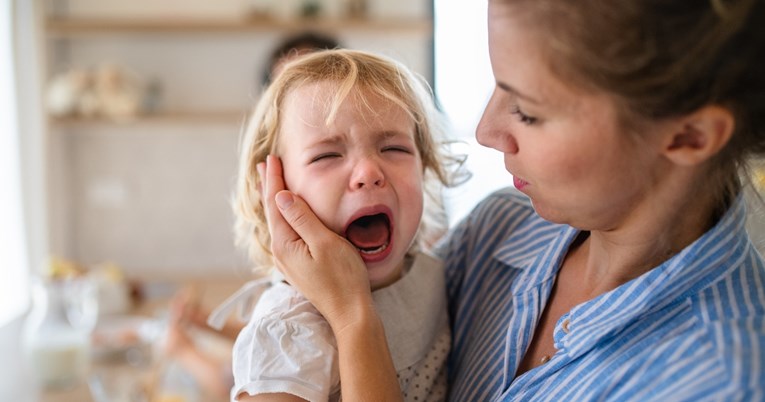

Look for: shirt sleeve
[231,285,340,402]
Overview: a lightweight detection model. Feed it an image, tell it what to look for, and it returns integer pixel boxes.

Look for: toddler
[211,49,460,401]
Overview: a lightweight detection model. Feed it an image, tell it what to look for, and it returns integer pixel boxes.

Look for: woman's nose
[476,122,518,154]
[476,92,519,154]
[351,158,385,189]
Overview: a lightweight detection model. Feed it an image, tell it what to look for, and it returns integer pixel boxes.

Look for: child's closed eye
[381,145,413,154]
[310,152,342,163]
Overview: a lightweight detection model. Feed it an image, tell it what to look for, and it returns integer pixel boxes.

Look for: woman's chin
[530,201,566,224]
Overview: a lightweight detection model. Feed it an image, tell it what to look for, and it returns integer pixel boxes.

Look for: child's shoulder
[250,281,312,319]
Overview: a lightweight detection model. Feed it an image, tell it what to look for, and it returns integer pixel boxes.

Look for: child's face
[278,82,424,290]
[478,2,666,231]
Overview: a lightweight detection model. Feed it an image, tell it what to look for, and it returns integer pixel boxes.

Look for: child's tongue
[346,214,390,250]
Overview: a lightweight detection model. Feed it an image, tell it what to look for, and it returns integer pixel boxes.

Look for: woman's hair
[499,0,765,213]
[235,49,462,269]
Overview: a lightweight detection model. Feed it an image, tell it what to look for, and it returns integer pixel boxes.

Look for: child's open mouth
[344,212,393,263]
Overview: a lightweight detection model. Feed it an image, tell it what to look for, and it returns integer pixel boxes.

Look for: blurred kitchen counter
[38,277,248,402]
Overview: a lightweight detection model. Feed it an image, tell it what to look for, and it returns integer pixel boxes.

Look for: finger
[263,155,301,247]
[274,190,339,248]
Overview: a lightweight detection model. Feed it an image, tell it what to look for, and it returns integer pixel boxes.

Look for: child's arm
[260,156,403,401]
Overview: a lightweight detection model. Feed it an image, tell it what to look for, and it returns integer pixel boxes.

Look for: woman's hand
[259,155,374,332]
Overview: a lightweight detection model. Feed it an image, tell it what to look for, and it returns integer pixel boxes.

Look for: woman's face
[478,2,666,230]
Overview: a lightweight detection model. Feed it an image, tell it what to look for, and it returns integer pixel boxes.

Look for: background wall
[44,0,434,278]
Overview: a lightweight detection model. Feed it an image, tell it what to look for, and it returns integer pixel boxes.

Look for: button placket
[553,314,572,352]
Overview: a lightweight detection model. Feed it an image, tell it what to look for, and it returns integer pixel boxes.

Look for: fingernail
[275,191,294,209]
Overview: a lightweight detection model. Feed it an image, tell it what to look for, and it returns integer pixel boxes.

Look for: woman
[260,0,765,400]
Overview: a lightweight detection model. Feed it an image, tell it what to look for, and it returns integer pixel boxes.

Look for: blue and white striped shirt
[435,188,765,401]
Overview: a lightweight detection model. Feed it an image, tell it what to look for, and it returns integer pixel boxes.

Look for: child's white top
[226,252,450,401]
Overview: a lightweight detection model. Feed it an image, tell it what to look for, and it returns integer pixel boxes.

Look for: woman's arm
[259,155,402,401]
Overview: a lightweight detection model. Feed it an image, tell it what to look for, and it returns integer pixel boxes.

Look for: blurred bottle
[23,276,98,389]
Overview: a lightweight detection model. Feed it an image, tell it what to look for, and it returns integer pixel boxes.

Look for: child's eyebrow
[305,130,412,147]
[305,135,344,149]
[377,130,414,141]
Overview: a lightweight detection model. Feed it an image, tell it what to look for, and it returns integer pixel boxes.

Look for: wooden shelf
[46,16,433,37]
[48,111,248,127]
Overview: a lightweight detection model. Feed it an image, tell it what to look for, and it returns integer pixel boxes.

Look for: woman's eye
[310,153,341,163]
[511,105,538,125]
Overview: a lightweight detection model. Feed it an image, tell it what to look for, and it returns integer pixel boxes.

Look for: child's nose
[351,158,385,189]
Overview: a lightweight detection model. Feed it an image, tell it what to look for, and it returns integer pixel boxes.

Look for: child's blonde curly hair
[233,49,463,270]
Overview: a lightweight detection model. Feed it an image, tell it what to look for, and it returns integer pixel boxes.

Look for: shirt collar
[492,194,749,292]
[562,194,751,357]
[492,211,576,294]
[489,194,751,359]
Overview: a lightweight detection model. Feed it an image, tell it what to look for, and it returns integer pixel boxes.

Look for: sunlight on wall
[0,0,30,325]
[434,0,512,226]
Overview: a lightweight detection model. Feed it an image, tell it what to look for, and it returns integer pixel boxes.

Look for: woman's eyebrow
[497,80,542,105]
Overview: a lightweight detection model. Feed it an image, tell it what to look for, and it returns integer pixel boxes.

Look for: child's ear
[661,105,735,166]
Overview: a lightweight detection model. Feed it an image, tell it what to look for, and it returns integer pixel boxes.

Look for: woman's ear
[662,105,735,166]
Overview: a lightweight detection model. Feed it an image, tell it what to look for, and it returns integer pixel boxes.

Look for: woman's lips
[513,176,529,191]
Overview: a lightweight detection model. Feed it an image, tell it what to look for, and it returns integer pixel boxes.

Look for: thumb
[275,190,335,247]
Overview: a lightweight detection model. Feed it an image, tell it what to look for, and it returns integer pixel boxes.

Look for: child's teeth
[359,242,388,255]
